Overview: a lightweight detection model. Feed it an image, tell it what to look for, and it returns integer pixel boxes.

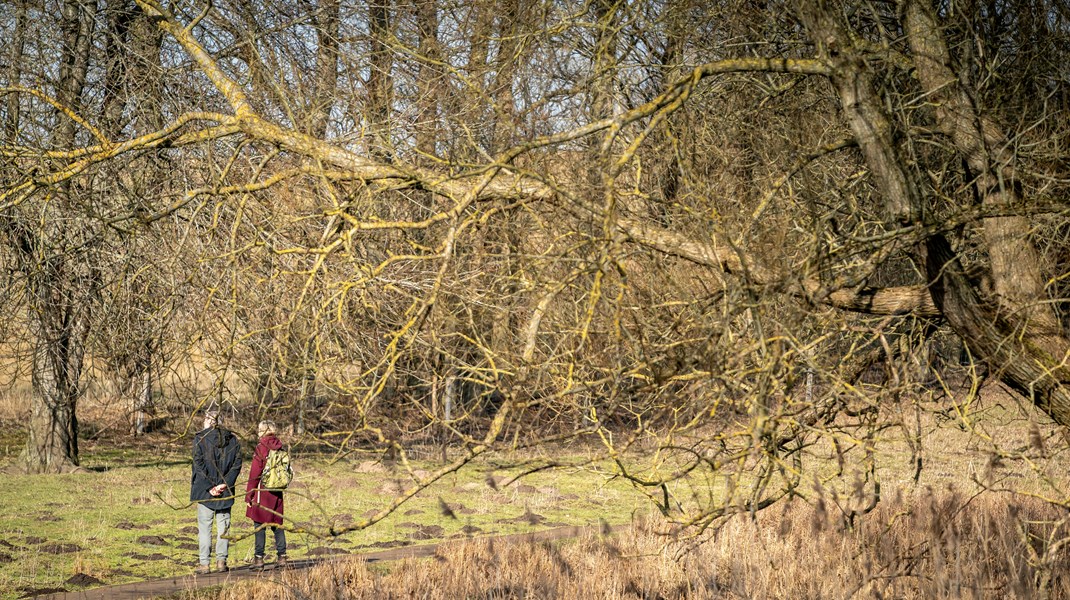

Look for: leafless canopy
[1,0,1069,528]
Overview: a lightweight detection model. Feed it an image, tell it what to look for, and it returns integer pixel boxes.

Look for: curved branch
[136,0,830,206]
[0,113,239,211]
[617,215,940,317]
[0,86,108,146]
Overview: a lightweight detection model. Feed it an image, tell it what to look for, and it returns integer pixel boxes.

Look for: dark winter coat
[245,434,285,525]
[190,426,243,511]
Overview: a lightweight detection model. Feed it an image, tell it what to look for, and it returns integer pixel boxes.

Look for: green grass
[3,386,1066,599]
[0,439,647,600]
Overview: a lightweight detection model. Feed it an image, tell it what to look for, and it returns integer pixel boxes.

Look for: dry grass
[0,353,29,423]
[189,488,1069,600]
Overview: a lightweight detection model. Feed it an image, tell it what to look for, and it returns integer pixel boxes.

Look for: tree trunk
[413,0,441,162]
[367,0,394,159]
[23,296,90,471]
[21,0,97,472]
[800,0,1070,427]
[100,0,135,139]
[923,235,1070,423]
[134,367,152,435]
[648,0,685,220]
[55,0,96,145]
[902,0,1059,332]
[483,0,523,360]
[901,0,1070,424]
[133,347,154,435]
[3,0,28,140]
[296,371,315,435]
[310,0,340,139]
[489,0,520,152]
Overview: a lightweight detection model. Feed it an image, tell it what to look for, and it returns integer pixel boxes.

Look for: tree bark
[100,0,135,139]
[796,3,922,227]
[617,215,941,317]
[652,0,685,211]
[800,0,1070,427]
[367,0,394,159]
[20,0,98,472]
[310,0,340,139]
[922,235,1070,424]
[413,0,441,162]
[3,0,28,141]
[134,360,152,436]
[901,0,1060,333]
[55,0,96,146]
[489,0,520,152]
[23,271,92,470]
[901,0,1070,424]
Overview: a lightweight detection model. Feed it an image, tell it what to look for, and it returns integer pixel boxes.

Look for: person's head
[203,409,220,430]
[257,420,277,438]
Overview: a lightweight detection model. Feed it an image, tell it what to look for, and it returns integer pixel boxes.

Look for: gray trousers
[196,503,231,564]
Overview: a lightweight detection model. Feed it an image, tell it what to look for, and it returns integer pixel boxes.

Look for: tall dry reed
[193,489,1069,599]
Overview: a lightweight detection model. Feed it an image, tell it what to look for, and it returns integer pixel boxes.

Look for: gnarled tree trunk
[901,0,1070,424]
[800,0,1070,427]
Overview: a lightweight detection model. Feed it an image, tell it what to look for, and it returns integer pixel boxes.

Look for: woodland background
[1,0,1069,562]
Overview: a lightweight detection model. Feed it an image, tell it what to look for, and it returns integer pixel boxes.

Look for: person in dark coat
[191,408,242,574]
[246,420,287,570]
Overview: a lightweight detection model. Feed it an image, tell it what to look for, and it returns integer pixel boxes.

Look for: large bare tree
[1,0,1067,538]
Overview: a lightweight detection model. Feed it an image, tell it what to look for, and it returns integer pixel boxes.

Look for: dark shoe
[252,556,265,571]
[195,563,210,575]
[275,555,288,569]
[216,559,228,572]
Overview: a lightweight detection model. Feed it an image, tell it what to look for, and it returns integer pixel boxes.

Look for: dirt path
[31,525,610,600]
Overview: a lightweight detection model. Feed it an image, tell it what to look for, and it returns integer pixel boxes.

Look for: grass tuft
[187,490,1070,600]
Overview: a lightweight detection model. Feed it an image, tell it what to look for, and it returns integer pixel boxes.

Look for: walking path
[32,525,610,600]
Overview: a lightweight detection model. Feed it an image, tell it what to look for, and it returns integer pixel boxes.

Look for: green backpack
[261,447,293,490]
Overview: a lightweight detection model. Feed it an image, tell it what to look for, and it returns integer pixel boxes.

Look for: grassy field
[0,432,649,599]
[3,383,1070,598]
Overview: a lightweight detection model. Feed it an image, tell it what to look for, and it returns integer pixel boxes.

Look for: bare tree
[5,0,100,472]
[3,0,1069,535]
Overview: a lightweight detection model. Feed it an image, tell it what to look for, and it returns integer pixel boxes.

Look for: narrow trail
[33,524,613,600]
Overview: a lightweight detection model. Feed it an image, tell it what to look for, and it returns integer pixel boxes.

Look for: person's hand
[209,484,226,497]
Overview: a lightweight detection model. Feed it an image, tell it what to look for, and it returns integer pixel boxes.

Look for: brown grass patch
[184,488,1069,600]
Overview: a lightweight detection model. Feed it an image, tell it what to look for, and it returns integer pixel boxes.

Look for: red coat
[245,434,285,525]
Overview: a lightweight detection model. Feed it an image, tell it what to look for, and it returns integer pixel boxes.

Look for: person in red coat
[245,420,287,570]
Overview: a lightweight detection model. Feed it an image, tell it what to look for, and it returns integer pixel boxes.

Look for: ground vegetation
[0,0,1069,594]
